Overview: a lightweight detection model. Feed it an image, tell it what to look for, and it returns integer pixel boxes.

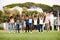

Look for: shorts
[29,23,32,27]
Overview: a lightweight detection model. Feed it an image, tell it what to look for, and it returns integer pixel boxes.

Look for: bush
[0,26,4,30]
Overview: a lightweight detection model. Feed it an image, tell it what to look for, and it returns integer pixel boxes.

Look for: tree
[52,5,60,17]
[0,10,3,17]
[0,10,3,23]
[4,2,52,12]
[3,7,11,16]
[22,7,28,14]
[37,4,52,12]
[5,3,23,8]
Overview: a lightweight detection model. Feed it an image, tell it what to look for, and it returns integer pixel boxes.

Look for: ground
[0,30,60,40]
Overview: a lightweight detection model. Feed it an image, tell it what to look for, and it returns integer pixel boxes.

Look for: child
[16,15,20,33]
[45,12,50,32]
[29,15,32,33]
[21,14,25,32]
[33,15,38,30]
[25,15,29,32]
[49,12,54,31]
[9,16,15,32]
[39,16,44,32]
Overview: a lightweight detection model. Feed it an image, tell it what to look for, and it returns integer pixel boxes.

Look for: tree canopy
[0,2,60,23]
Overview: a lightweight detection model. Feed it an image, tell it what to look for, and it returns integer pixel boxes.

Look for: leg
[25,25,27,32]
[41,24,43,32]
[36,25,38,30]
[45,24,48,31]
[27,25,29,32]
[10,24,13,31]
[30,26,32,32]
[22,23,23,31]
[16,24,18,32]
[34,25,35,30]
[51,24,54,31]
[18,24,20,33]
[16,24,20,33]
[17,25,19,33]
[39,25,40,32]
[30,24,32,32]
[47,23,50,32]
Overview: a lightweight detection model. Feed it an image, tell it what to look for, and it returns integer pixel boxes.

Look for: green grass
[0,30,60,40]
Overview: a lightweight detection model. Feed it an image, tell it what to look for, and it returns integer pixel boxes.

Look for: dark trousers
[25,24,29,32]
[39,24,43,32]
[34,25,38,30]
[16,24,20,33]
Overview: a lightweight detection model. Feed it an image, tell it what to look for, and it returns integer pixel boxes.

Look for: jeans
[34,25,38,30]
[25,24,29,32]
[16,23,20,33]
[39,24,43,32]
[9,23,14,31]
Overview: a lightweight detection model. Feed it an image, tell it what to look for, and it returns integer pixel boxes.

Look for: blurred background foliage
[0,2,60,23]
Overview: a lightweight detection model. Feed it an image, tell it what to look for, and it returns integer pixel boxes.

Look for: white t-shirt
[34,19,37,25]
[29,19,32,23]
[49,15,54,24]
[39,19,43,24]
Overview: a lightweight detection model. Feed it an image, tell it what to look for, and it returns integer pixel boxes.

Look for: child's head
[26,15,28,17]
[34,14,37,17]
[17,14,20,17]
[10,16,13,19]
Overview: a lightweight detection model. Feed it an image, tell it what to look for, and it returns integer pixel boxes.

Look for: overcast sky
[0,0,60,10]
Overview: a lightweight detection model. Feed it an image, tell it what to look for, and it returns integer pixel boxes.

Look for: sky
[0,0,60,10]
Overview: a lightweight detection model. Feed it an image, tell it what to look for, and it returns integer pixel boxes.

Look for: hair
[34,15,37,18]
[16,14,20,17]
[10,16,13,19]
[26,15,28,17]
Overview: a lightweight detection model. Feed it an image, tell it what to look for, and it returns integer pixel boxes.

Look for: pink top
[45,13,50,23]
[10,18,14,24]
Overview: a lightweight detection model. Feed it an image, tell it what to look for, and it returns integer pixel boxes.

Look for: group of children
[9,12,54,33]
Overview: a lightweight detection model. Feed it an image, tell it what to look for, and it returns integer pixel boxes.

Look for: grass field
[0,30,60,40]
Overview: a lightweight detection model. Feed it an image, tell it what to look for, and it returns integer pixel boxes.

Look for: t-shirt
[34,19,37,25]
[10,18,14,24]
[16,17,20,24]
[45,13,50,24]
[39,19,43,24]
[49,15,54,24]
[26,19,29,25]
[45,16,50,23]
[29,19,32,23]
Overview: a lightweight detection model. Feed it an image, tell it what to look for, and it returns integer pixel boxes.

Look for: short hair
[26,15,28,17]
